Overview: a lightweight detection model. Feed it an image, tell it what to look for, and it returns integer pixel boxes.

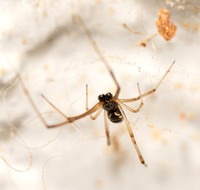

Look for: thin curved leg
[118,61,175,103]
[118,105,146,166]
[104,110,111,145]
[86,84,103,120]
[73,14,120,99]
[19,75,102,128]
[117,83,144,113]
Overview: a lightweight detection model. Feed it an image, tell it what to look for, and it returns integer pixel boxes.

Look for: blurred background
[0,0,200,190]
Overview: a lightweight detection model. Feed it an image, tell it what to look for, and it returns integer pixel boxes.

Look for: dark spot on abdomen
[107,108,123,123]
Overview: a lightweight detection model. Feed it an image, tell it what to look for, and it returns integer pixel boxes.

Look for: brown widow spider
[19,15,175,166]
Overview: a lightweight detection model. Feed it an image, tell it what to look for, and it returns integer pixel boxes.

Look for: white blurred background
[0,0,200,190]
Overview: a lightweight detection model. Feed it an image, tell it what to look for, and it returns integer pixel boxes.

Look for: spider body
[98,93,123,123]
[98,92,123,123]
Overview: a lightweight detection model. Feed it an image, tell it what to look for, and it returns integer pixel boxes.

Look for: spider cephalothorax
[98,92,113,102]
[98,93,123,123]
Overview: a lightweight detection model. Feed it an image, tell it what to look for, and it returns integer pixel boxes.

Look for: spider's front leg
[73,14,121,100]
[19,74,102,129]
[118,61,175,103]
[18,74,51,128]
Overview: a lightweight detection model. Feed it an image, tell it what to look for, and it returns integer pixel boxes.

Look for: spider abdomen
[107,108,123,123]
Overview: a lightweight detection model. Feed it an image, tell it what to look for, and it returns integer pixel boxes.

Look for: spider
[19,15,175,166]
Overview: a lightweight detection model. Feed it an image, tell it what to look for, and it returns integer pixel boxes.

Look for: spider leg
[118,102,143,113]
[118,61,175,103]
[89,108,103,120]
[117,83,144,113]
[86,84,103,120]
[41,94,69,120]
[18,74,49,128]
[86,84,109,144]
[19,74,103,128]
[118,105,146,166]
[45,102,103,128]
[73,14,120,99]
[104,110,111,146]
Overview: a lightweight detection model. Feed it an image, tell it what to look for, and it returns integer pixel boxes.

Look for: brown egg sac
[155,9,177,41]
